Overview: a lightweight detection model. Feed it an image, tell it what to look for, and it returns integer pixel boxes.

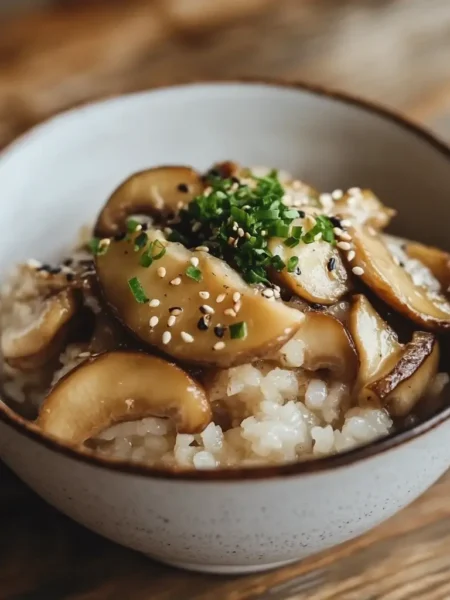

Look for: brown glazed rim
[1,78,450,482]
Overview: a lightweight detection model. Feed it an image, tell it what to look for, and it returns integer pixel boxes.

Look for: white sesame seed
[202,305,215,314]
[157,267,166,278]
[348,187,362,195]
[149,299,160,308]
[199,291,210,300]
[234,301,242,313]
[232,222,238,231]
[237,227,245,238]
[216,293,226,303]
[347,250,356,261]
[262,289,274,298]
[224,308,237,317]
[339,232,352,241]
[274,290,281,299]
[228,237,235,245]
[274,285,281,291]
[168,315,177,327]
[314,232,323,242]
[162,331,172,345]
[243,205,251,210]
[245,232,251,239]
[213,341,226,351]
[333,227,343,236]
[27,258,42,269]
[196,246,210,252]
[190,257,199,267]
[233,238,239,248]
[332,189,343,200]
[192,222,201,233]
[78,351,91,358]
[181,331,194,343]
[170,307,183,316]
[261,230,267,236]
[163,227,173,236]
[149,316,159,328]
[352,266,365,276]
[337,241,352,251]
[340,219,352,227]
[170,277,182,286]
[232,292,241,303]
[319,193,333,208]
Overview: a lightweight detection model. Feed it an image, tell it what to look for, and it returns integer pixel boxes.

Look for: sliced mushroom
[349,294,403,397]
[94,166,204,238]
[332,189,396,229]
[268,238,351,304]
[348,295,439,416]
[347,225,450,331]
[403,240,450,291]
[96,230,304,367]
[368,332,439,417]
[37,352,212,444]
[1,289,78,370]
[280,311,358,381]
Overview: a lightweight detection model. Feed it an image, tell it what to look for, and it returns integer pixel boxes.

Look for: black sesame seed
[49,267,62,274]
[310,302,325,310]
[140,222,148,231]
[114,232,126,241]
[298,211,306,218]
[327,257,336,272]
[329,216,342,228]
[197,317,210,331]
[399,261,405,268]
[63,258,73,266]
[65,273,75,282]
[214,326,226,338]
[199,306,208,315]
[295,266,302,276]
[177,183,189,193]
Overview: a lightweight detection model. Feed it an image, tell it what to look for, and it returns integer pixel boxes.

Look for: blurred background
[0,0,449,149]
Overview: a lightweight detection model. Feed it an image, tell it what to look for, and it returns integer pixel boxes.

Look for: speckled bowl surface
[0,81,450,574]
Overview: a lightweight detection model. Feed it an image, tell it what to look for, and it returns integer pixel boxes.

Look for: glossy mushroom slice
[348,295,439,416]
[367,332,439,417]
[1,289,78,371]
[346,225,450,331]
[332,189,396,229]
[96,231,304,367]
[268,237,350,304]
[37,352,212,444]
[94,166,204,238]
[279,311,358,381]
[403,240,450,292]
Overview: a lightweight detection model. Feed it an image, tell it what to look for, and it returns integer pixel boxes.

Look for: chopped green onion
[139,252,153,268]
[151,240,166,260]
[283,209,300,219]
[284,237,300,248]
[128,276,149,303]
[127,219,141,233]
[229,321,248,339]
[134,232,148,251]
[88,237,108,256]
[254,209,280,220]
[291,225,303,239]
[287,256,299,272]
[268,223,290,238]
[185,265,203,282]
[271,255,286,271]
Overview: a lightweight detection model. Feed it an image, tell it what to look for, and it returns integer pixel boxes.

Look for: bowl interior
[0,82,449,274]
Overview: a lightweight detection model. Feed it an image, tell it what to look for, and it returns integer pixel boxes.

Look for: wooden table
[1,1,450,598]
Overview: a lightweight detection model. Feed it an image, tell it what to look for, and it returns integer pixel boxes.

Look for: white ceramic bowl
[1,81,450,575]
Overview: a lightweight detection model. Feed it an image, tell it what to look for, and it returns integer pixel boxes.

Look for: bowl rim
[1,77,450,482]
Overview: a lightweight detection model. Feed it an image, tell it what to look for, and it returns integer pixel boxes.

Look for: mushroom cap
[268,238,350,305]
[94,166,204,238]
[95,230,304,367]
[37,351,212,444]
[1,289,78,371]
[347,225,450,331]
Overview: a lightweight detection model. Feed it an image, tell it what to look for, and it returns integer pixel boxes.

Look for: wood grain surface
[1,1,450,599]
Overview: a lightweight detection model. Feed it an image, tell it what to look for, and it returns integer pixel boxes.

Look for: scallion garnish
[127,219,141,233]
[284,237,300,248]
[139,252,153,268]
[229,321,248,339]
[152,240,166,260]
[287,256,299,273]
[88,237,109,256]
[128,276,149,303]
[134,232,148,251]
[185,265,203,282]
